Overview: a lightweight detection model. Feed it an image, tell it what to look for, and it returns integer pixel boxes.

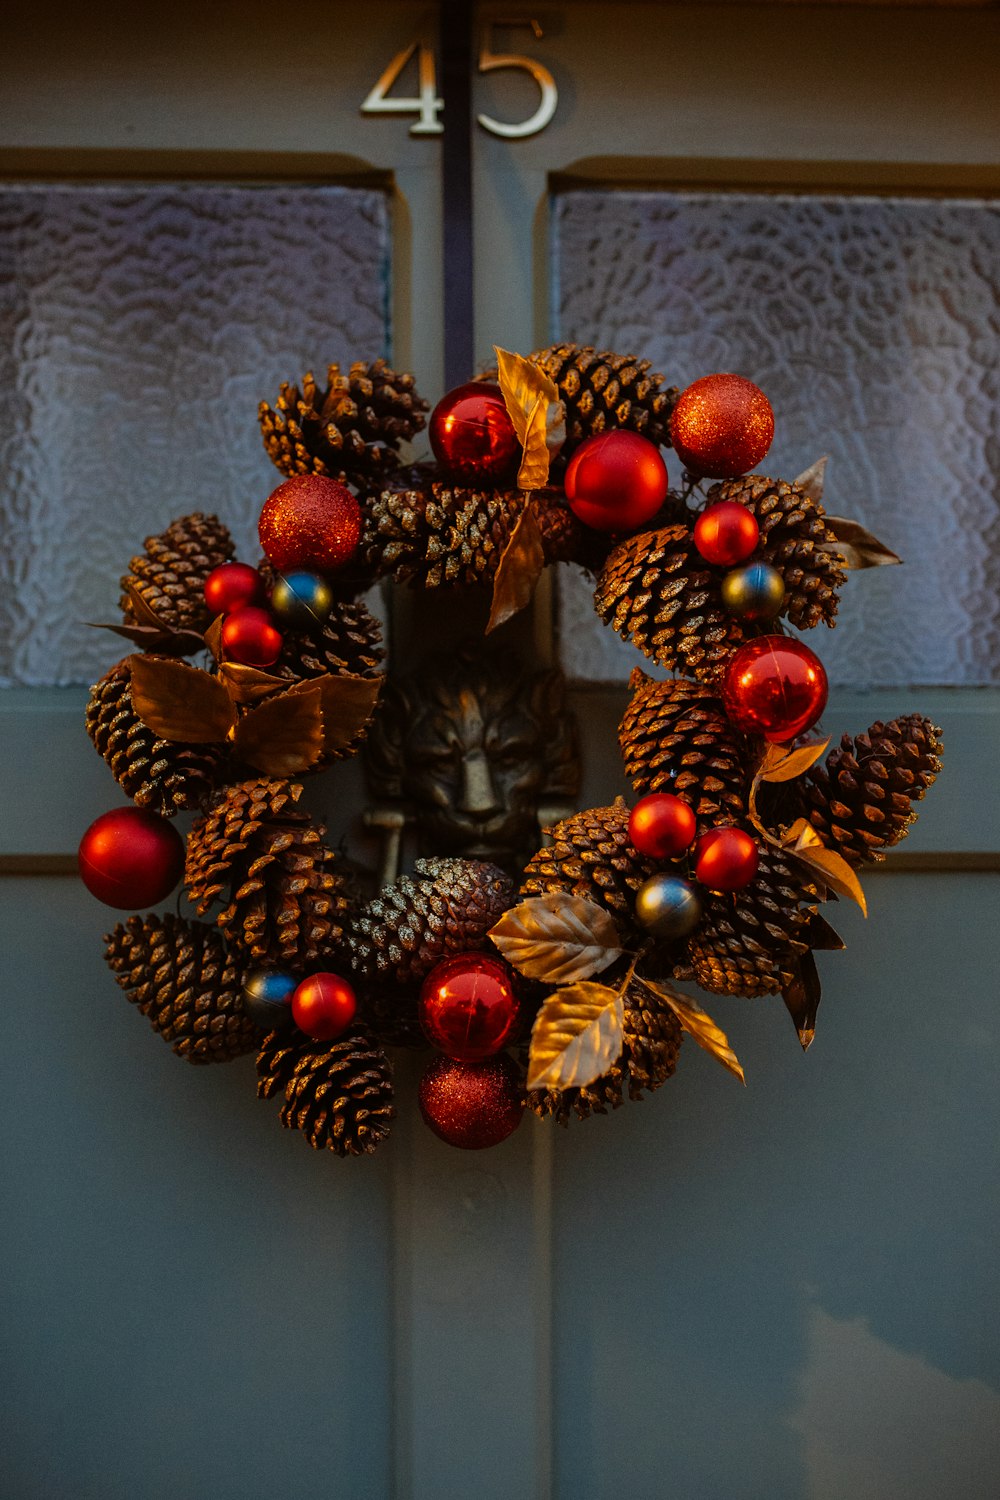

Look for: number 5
[477,19,558,140]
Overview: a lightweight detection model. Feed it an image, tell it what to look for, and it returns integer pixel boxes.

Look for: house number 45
[361,20,558,139]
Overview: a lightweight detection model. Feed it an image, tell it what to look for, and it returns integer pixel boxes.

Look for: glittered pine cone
[104,912,256,1063]
[269,596,386,684]
[363,481,525,588]
[529,343,678,457]
[185,779,352,968]
[348,857,515,987]
[120,512,234,634]
[520,798,658,936]
[256,1023,395,1156]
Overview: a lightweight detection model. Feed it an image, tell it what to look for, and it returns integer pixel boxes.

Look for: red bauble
[722,636,828,743]
[564,430,668,533]
[694,827,760,892]
[429,381,521,482]
[418,1053,523,1150]
[204,562,263,615]
[693,501,760,566]
[258,474,362,574]
[291,973,358,1042]
[78,806,185,909]
[220,606,283,667]
[669,374,774,479]
[419,952,520,1062]
[628,793,697,859]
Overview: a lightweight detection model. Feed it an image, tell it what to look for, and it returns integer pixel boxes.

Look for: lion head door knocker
[363,642,581,882]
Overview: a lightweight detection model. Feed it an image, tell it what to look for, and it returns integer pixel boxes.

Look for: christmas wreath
[79,346,943,1155]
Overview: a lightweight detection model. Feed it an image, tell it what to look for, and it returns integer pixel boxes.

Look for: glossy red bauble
[291,973,358,1042]
[419,952,520,1062]
[429,381,521,482]
[258,474,363,574]
[693,501,760,566]
[628,794,697,860]
[204,562,263,616]
[670,374,774,479]
[78,806,185,909]
[564,430,668,533]
[694,827,760,892]
[221,606,283,667]
[722,635,829,743]
[418,1052,524,1150]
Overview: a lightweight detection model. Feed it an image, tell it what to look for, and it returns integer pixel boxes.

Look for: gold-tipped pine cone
[120,512,234,634]
[529,343,678,456]
[520,798,658,935]
[271,596,386,684]
[364,481,524,588]
[256,1023,395,1156]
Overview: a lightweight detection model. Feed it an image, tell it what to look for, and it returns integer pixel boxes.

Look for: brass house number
[361,20,558,139]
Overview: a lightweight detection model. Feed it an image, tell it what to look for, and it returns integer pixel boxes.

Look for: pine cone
[185,779,352,967]
[364,481,524,587]
[619,668,748,830]
[256,1024,395,1156]
[349,857,515,986]
[259,359,428,486]
[529,343,678,456]
[270,597,385,683]
[800,715,943,866]
[707,475,847,629]
[85,659,222,815]
[105,913,256,1063]
[120,513,234,633]
[520,798,657,933]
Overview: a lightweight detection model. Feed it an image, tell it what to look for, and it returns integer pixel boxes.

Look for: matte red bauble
[564,430,668,533]
[220,606,283,667]
[670,374,774,479]
[78,807,185,909]
[694,827,760,892]
[628,793,697,860]
[291,973,358,1042]
[204,561,263,615]
[429,381,521,482]
[419,952,520,1062]
[258,474,362,573]
[722,635,829,743]
[418,1052,523,1150]
[693,501,760,566]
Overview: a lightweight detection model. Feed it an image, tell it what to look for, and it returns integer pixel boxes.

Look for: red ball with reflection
[291,973,357,1042]
[258,474,362,574]
[693,501,760,566]
[628,794,696,860]
[429,381,521,483]
[418,1052,523,1150]
[694,827,760,892]
[419,952,520,1063]
[670,374,774,479]
[722,635,828,743]
[564,430,668,533]
[204,562,263,616]
[78,806,185,908]
[221,606,283,667]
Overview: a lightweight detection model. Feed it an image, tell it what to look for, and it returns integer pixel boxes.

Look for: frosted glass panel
[0,184,390,685]
[552,191,1000,688]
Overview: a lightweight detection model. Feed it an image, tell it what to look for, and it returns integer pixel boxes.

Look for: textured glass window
[0,183,390,685]
[552,190,1000,688]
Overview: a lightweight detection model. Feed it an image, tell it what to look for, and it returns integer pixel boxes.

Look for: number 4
[360,35,444,136]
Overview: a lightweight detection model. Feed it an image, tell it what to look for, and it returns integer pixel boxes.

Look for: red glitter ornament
[221,606,283,667]
[722,635,828,743]
[418,1053,523,1150]
[694,827,760,892]
[204,561,263,616]
[564,430,668,533]
[419,952,520,1062]
[78,806,185,909]
[628,794,696,860]
[693,501,760,566]
[258,474,362,574]
[670,374,774,479]
[429,381,521,482]
[291,973,357,1042]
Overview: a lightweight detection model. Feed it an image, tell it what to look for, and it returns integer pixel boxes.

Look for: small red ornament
[418,1053,523,1150]
[722,635,829,743]
[628,794,697,860]
[258,474,362,574]
[670,374,774,479]
[564,430,668,533]
[221,606,283,667]
[419,952,520,1062]
[291,973,358,1042]
[694,827,760,892]
[429,381,521,482]
[204,562,263,616]
[78,806,185,909]
[693,501,760,566]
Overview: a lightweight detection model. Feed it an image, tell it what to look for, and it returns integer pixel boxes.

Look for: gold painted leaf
[286,672,382,757]
[793,456,828,504]
[489,893,624,984]
[639,978,746,1084]
[807,913,846,951]
[232,684,324,775]
[217,661,287,705]
[820,515,903,570]
[495,346,566,493]
[129,656,236,744]
[517,394,550,492]
[85,620,206,656]
[783,817,868,916]
[782,951,822,1051]
[203,613,224,662]
[527,981,625,1092]
[486,506,546,634]
[758,737,830,784]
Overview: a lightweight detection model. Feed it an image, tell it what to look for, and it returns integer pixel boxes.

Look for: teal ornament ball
[721,561,786,620]
[270,571,335,630]
[634,874,703,940]
[243,968,298,1028]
